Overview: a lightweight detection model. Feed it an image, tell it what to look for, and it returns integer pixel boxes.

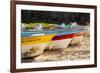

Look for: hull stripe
[52,33,76,40]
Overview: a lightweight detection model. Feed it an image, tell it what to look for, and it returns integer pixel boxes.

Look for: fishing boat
[21,28,84,54]
[21,33,55,55]
[50,28,84,49]
[21,23,86,58]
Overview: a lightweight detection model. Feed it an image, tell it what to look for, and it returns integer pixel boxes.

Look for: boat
[50,28,84,49]
[21,33,55,55]
[21,28,84,53]
[21,23,86,58]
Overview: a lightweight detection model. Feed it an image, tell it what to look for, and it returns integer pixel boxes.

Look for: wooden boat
[51,28,84,49]
[21,27,84,55]
[21,33,55,54]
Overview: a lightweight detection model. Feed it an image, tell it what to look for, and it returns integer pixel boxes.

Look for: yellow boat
[21,34,55,58]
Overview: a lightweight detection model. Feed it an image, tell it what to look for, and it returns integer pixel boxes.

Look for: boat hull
[21,34,55,57]
[22,43,48,58]
[51,38,72,49]
[21,32,84,53]
[21,28,84,57]
[70,32,85,45]
[51,34,74,49]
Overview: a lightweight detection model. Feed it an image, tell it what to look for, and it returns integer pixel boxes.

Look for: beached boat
[21,27,84,56]
[51,28,84,49]
[21,23,86,58]
[21,33,55,53]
